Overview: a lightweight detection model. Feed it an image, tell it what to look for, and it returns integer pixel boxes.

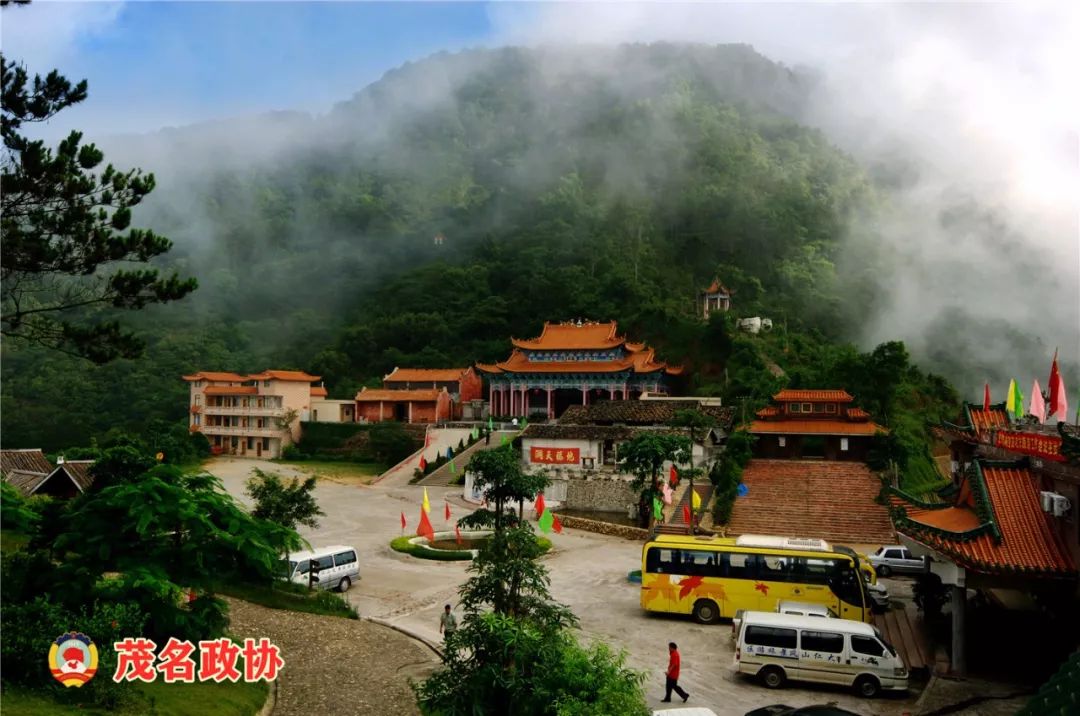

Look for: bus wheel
[692,599,720,625]
[854,674,880,698]
[759,666,786,689]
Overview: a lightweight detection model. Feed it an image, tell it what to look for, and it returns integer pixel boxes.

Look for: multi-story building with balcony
[183,370,322,458]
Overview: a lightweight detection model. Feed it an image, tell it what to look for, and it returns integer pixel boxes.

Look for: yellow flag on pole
[422,487,431,513]
[691,490,701,510]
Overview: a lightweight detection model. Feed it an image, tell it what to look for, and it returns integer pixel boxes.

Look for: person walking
[661,641,689,703]
[439,604,458,641]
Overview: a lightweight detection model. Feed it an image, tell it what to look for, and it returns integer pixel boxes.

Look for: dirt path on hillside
[224,597,440,716]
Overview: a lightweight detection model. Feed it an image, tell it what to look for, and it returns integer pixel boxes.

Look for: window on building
[263,381,271,387]
[813,403,825,413]
[788,403,800,414]
[581,457,595,469]
[778,437,786,447]
[840,438,849,451]
[826,403,837,413]
[263,438,270,450]
[248,438,254,449]
[802,403,812,413]
[194,394,202,406]
[193,414,201,426]
[231,437,238,448]
[602,440,616,465]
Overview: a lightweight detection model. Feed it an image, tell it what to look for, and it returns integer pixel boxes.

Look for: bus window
[683,550,720,578]
[723,552,756,579]
[759,555,792,582]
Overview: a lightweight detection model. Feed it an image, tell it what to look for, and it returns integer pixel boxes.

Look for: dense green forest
[3,44,955,463]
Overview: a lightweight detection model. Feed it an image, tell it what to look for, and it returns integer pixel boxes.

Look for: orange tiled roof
[205,386,258,396]
[355,388,444,402]
[1,448,53,475]
[247,370,321,382]
[310,386,328,397]
[756,406,781,418]
[964,403,1009,436]
[384,367,467,382]
[846,407,871,420]
[481,349,678,375]
[183,371,248,382]
[894,463,1076,576]
[703,279,732,295]
[749,419,886,436]
[511,321,625,350]
[774,389,854,403]
[625,342,646,352]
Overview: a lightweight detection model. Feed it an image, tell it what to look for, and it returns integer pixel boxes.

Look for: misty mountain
[2,43,1071,450]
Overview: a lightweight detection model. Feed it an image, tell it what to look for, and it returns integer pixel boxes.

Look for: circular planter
[390,531,553,561]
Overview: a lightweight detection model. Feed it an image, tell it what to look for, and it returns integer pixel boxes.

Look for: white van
[732,601,835,641]
[734,611,907,698]
[281,545,360,592]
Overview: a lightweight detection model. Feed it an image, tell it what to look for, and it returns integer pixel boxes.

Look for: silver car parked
[867,546,926,577]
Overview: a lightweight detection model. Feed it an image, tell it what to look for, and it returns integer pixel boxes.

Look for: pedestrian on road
[661,641,689,703]
[439,604,458,641]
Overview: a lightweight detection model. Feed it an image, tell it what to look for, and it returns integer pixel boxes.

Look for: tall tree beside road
[0,50,196,362]
[417,444,649,715]
[670,408,716,527]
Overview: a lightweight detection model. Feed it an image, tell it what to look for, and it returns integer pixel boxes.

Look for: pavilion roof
[355,388,444,402]
[773,389,854,403]
[384,367,468,383]
[702,279,733,295]
[748,419,886,436]
[962,402,1010,438]
[182,371,248,382]
[1,448,53,476]
[310,386,328,397]
[511,321,625,350]
[890,460,1076,577]
[247,370,322,382]
[476,349,679,376]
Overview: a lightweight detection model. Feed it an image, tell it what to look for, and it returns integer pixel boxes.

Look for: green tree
[367,421,417,465]
[54,465,299,641]
[0,480,37,533]
[245,467,323,562]
[618,432,691,528]
[417,444,648,715]
[0,54,196,362]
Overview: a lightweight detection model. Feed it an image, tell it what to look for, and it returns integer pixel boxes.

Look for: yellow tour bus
[641,533,871,625]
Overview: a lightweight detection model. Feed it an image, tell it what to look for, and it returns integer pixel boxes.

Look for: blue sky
[2,2,499,137]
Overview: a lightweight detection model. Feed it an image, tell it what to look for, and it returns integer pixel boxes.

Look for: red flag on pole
[1049,350,1062,418]
[417,508,435,542]
[400,511,407,530]
[445,502,451,521]
[682,504,692,524]
[535,492,546,517]
[552,513,563,534]
[669,464,678,487]
[419,455,427,471]
[983,382,991,412]
[455,525,463,545]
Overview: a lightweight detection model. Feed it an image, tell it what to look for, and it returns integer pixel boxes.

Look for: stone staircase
[727,460,895,545]
[417,431,519,486]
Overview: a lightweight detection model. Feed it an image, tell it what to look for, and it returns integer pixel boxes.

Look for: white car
[867,546,927,577]
[654,709,719,716]
[281,545,360,592]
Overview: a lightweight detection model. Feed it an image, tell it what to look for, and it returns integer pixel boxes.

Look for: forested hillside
[3,44,941,452]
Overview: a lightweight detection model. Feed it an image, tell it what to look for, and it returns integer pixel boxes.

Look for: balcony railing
[201,405,285,416]
[200,425,285,438]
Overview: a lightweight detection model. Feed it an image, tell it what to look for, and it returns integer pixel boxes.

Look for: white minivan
[282,545,360,592]
[734,611,907,698]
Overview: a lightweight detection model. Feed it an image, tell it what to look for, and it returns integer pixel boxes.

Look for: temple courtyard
[208,457,929,715]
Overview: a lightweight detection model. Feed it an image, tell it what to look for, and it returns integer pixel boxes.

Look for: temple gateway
[476,320,682,419]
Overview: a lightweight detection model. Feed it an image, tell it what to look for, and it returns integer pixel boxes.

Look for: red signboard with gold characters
[530,447,581,465]
[994,430,1065,462]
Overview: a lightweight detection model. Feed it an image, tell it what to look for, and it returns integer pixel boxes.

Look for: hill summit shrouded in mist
[2,43,1073,449]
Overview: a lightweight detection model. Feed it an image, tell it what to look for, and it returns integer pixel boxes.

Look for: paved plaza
[210,457,922,715]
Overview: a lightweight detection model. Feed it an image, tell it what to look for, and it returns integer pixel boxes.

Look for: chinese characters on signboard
[994,431,1065,462]
[113,637,284,683]
[530,447,581,465]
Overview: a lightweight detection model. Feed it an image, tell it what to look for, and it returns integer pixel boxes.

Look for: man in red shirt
[661,641,689,703]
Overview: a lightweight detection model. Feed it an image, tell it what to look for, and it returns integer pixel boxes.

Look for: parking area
[210,458,921,715]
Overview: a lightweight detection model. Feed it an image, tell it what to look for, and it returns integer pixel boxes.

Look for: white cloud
[1,1,124,72]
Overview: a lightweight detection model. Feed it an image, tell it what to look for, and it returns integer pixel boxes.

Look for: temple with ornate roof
[748,389,888,460]
[475,320,682,419]
[890,400,1080,673]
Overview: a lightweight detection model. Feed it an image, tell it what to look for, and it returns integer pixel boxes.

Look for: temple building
[476,320,683,419]
[890,402,1080,673]
[699,278,734,320]
[748,389,888,461]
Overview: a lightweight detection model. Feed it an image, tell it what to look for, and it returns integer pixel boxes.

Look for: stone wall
[557,514,648,541]
[561,473,638,513]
